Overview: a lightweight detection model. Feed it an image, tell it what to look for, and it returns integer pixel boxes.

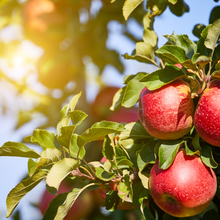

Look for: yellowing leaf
[123,0,144,20]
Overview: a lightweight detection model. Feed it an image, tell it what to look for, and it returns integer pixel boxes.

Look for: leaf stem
[159,58,165,69]
[82,158,97,177]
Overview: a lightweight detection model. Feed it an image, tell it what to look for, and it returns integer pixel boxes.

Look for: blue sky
[0,1,219,219]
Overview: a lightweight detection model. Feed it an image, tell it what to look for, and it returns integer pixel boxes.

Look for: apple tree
[1,0,220,220]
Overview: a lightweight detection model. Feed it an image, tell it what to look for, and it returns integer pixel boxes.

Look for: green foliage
[6,170,48,218]
[140,64,185,90]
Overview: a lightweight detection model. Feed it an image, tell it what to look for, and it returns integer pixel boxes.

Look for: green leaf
[138,171,149,189]
[123,42,158,66]
[156,45,188,64]
[57,125,75,148]
[121,72,146,108]
[212,70,220,79]
[105,190,119,211]
[42,183,95,220]
[205,18,220,51]
[164,34,197,59]
[103,159,112,172]
[69,134,85,159]
[192,24,206,39]
[143,11,157,48]
[133,181,149,206]
[57,92,82,136]
[215,63,220,71]
[24,129,57,150]
[102,134,114,160]
[142,9,154,30]
[28,148,62,176]
[168,0,189,17]
[28,159,38,176]
[46,158,80,193]
[69,92,82,112]
[96,166,115,181]
[69,110,88,126]
[140,64,185,90]
[197,25,212,57]
[143,29,158,48]
[137,141,156,171]
[123,52,157,66]
[200,146,218,169]
[136,42,155,60]
[158,139,184,169]
[111,73,148,110]
[77,121,126,148]
[192,132,202,151]
[168,0,177,4]
[185,140,200,156]
[120,121,153,141]
[122,0,143,20]
[118,171,132,202]
[146,0,167,16]
[6,170,48,218]
[116,157,134,169]
[0,142,40,158]
[142,206,155,220]
[191,53,211,66]
[110,87,125,111]
[57,128,85,160]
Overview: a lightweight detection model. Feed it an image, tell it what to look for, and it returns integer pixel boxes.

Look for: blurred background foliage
[0,0,220,219]
[0,0,219,135]
[0,0,147,134]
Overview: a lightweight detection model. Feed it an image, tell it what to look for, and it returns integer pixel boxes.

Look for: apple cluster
[138,79,219,217]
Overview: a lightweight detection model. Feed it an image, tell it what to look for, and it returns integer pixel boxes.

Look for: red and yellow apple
[139,79,194,140]
[39,181,94,220]
[149,150,217,217]
[194,80,220,147]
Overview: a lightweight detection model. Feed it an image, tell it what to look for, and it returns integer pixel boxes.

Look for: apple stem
[196,66,205,83]
[206,61,212,85]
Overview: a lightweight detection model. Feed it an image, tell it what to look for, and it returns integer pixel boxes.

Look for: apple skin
[194,80,220,147]
[107,108,139,123]
[149,150,217,217]
[92,86,120,118]
[139,79,194,140]
[39,182,94,220]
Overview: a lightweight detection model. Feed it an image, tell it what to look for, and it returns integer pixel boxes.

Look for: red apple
[149,150,217,217]
[139,79,194,140]
[92,86,119,118]
[107,108,139,123]
[39,181,94,220]
[194,80,220,147]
